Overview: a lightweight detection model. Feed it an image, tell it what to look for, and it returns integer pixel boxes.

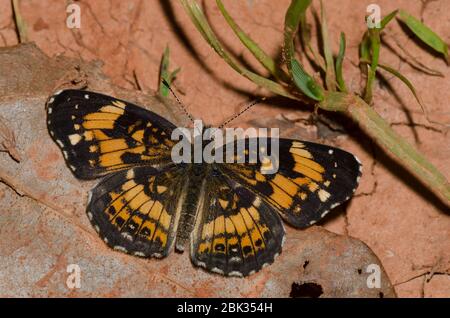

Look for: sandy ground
[0,0,448,297]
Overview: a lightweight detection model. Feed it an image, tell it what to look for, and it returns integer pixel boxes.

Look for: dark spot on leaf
[290,282,323,298]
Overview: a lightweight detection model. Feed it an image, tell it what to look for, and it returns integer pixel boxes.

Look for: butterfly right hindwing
[190,171,285,277]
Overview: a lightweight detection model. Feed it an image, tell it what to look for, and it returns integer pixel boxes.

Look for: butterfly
[46,89,362,277]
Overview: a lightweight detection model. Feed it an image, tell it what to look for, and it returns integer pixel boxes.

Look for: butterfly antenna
[162,79,195,125]
[218,97,266,129]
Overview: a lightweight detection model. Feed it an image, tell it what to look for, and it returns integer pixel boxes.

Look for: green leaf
[159,46,180,97]
[397,10,449,63]
[376,63,427,117]
[380,10,398,30]
[364,27,381,103]
[180,0,299,100]
[291,59,324,101]
[283,0,322,101]
[360,10,396,69]
[319,0,336,91]
[215,0,289,83]
[284,0,312,67]
[335,32,347,92]
[360,32,371,62]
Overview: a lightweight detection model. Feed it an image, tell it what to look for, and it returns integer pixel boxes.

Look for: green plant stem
[364,29,380,103]
[320,92,450,204]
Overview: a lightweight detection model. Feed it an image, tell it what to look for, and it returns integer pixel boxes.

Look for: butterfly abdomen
[174,164,207,252]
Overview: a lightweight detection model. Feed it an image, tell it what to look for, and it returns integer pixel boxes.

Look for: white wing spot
[318,189,331,202]
[114,246,127,253]
[126,169,135,179]
[328,149,334,155]
[281,235,286,247]
[228,271,243,277]
[253,196,261,208]
[211,267,224,275]
[84,94,89,99]
[121,232,133,241]
[68,134,82,145]
[56,139,64,148]
[134,251,146,257]
[331,203,339,209]
[197,261,207,269]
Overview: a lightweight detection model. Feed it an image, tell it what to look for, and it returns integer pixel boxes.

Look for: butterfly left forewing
[47,89,176,179]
